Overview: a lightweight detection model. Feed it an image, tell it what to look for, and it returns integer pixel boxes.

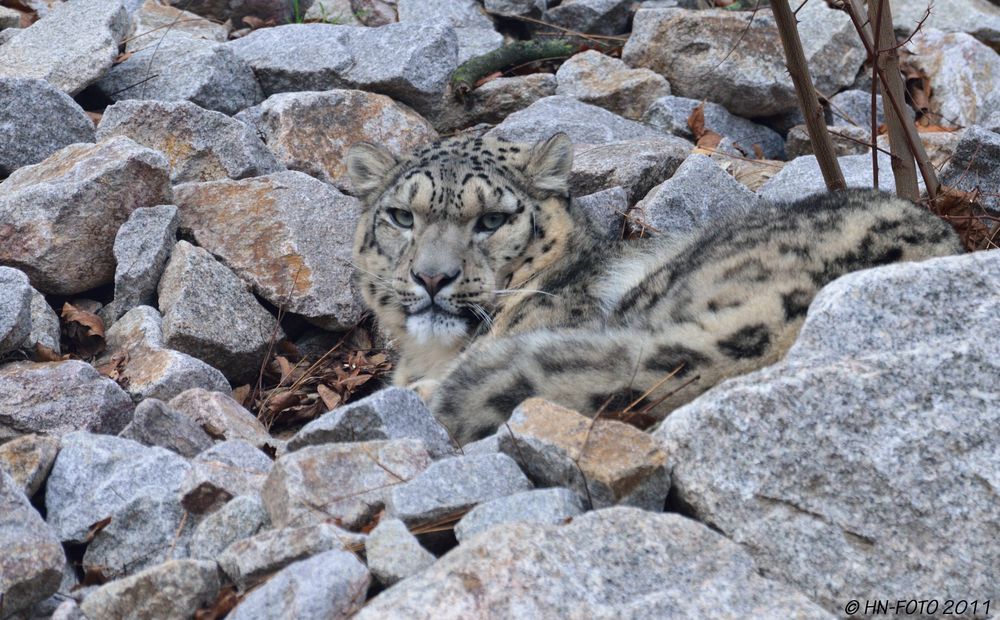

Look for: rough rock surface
[23,287,61,354]
[0,136,172,295]
[940,124,1000,211]
[0,469,65,619]
[365,518,436,586]
[168,388,273,449]
[655,250,1000,613]
[287,387,456,459]
[119,398,215,458]
[0,0,129,94]
[0,361,134,443]
[238,89,437,192]
[0,77,96,175]
[179,439,273,513]
[488,96,671,144]
[891,0,1000,51]
[158,240,281,384]
[97,100,282,184]
[130,0,228,47]
[435,74,556,132]
[905,29,1000,126]
[97,32,263,115]
[498,399,670,510]
[555,50,671,120]
[172,171,363,329]
[643,95,785,159]
[574,186,629,239]
[570,138,691,202]
[454,487,586,543]
[167,0,296,26]
[386,453,533,526]
[79,559,220,620]
[102,204,179,323]
[263,439,432,530]
[829,89,886,128]
[356,507,833,619]
[0,266,31,356]
[785,124,870,159]
[0,433,59,497]
[758,152,903,203]
[190,494,270,561]
[228,549,370,620]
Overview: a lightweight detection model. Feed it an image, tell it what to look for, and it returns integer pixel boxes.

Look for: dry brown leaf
[474,71,504,88]
[83,516,112,543]
[316,383,342,410]
[696,131,723,150]
[61,302,106,357]
[33,342,68,362]
[930,186,994,251]
[113,51,134,64]
[752,143,765,160]
[687,102,707,140]
[78,566,109,588]
[195,586,240,620]
[232,384,251,406]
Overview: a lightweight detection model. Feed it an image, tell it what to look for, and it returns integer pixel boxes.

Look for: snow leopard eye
[388,208,414,229]
[476,212,509,233]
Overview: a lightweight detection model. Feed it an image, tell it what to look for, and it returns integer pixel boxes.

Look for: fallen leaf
[687,102,707,140]
[195,586,240,620]
[316,383,342,410]
[232,384,251,406]
[61,302,106,357]
[33,343,68,362]
[84,516,112,543]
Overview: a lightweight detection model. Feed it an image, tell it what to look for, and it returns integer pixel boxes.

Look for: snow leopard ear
[347,142,398,199]
[523,132,573,196]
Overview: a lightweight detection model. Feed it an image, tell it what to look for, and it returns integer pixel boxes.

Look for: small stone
[488,95,670,144]
[708,154,785,193]
[168,0,296,27]
[0,77,95,175]
[288,387,456,459]
[0,469,64,619]
[941,125,1000,211]
[262,439,432,530]
[355,507,832,619]
[556,50,670,121]
[366,518,435,586]
[169,388,273,449]
[23,287,61,354]
[349,0,397,26]
[0,266,31,356]
[396,0,493,29]
[643,95,785,159]
[0,0,129,94]
[454,27,504,65]
[238,89,437,192]
[828,89,886,128]
[79,559,220,620]
[634,154,762,237]
[97,32,263,116]
[218,522,366,590]
[891,0,1000,51]
[386,453,533,526]
[785,124,870,159]
[304,0,363,25]
[158,240,282,384]
[570,137,692,202]
[454,487,585,543]
[484,0,544,17]
[462,432,501,456]
[0,136,172,295]
[190,494,270,561]
[498,398,670,510]
[876,129,961,171]
[0,433,60,497]
[757,152,905,203]
[228,549,370,620]
[179,440,273,514]
[45,431,190,543]
[435,74,556,133]
[101,306,231,402]
[623,4,865,117]
[905,29,1000,126]
[545,0,632,36]
[119,398,215,458]
[574,186,628,239]
[0,361,134,443]
[96,100,283,185]
[173,171,363,330]
[129,0,228,48]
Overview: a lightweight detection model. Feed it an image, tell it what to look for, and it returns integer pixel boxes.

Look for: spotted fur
[349,133,962,444]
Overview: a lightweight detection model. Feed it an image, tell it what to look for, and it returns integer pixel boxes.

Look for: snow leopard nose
[411,269,460,299]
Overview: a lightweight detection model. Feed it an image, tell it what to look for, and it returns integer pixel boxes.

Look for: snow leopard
[347,132,962,445]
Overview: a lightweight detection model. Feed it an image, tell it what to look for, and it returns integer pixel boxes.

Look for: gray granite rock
[0,266,31,356]
[488,95,670,144]
[23,287,60,354]
[228,549,370,620]
[574,186,628,239]
[556,50,670,121]
[129,0,228,48]
[237,89,437,192]
[906,29,1000,126]
[891,0,1000,51]
[484,0,544,16]
[304,0,363,24]
[101,305,231,402]
[397,0,493,28]
[545,0,632,35]
[173,171,363,330]
[356,507,833,619]
[45,431,190,543]
[218,522,365,590]
[168,0,296,27]
[263,439,432,530]
[119,398,215,458]
[785,124,870,159]
[179,440,272,514]
[655,250,1000,614]
[623,4,865,117]
[0,4,20,28]
[0,0,128,94]
[0,77,95,175]
[79,559,220,620]
[0,361,134,443]
[101,205,179,324]
[454,26,505,65]
[0,136,172,295]
[634,154,762,236]
[96,100,282,185]
[169,388,273,449]
[570,137,692,202]
[366,518,435,586]
[158,240,282,384]
[386,453,532,526]
[0,469,64,619]
[97,32,263,115]
[190,494,270,561]
[435,73,556,133]
[288,387,456,459]
[643,95,785,159]
[828,89,885,128]
[758,151,904,203]
[941,124,1000,211]
[227,22,458,119]
[454,487,585,543]
[0,433,59,498]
